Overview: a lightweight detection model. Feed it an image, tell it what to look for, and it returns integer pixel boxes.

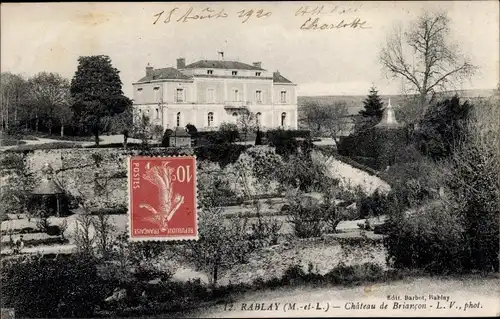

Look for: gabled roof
[32,179,64,195]
[273,72,293,84]
[184,60,264,71]
[171,127,191,137]
[137,67,192,83]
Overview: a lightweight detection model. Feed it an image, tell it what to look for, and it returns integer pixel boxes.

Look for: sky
[1,1,499,98]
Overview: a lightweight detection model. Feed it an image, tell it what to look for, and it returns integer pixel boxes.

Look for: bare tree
[28,72,72,134]
[380,11,477,114]
[236,110,257,143]
[301,100,349,146]
[0,73,30,131]
[300,101,330,136]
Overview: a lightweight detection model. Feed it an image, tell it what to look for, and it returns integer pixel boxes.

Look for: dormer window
[232,71,238,76]
[255,72,261,76]
[207,70,213,75]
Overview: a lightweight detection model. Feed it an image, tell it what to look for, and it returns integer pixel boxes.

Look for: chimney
[218,51,224,61]
[177,58,185,69]
[252,62,262,69]
[146,63,154,77]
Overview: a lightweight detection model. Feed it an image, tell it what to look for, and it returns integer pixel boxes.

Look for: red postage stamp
[128,156,198,241]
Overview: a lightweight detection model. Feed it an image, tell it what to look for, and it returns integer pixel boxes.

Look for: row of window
[138,87,289,103]
[206,70,262,77]
[194,111,287,127]
[142,110,289,127]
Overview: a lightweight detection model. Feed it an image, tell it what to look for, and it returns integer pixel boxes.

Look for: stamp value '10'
[128,156,198,241]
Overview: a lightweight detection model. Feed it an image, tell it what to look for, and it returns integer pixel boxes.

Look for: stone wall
[25,148,130,208]
[220,236,386,285]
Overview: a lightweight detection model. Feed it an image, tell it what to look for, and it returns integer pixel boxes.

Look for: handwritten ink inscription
[151,4,370,30]
[153,7,272,24]
[296,4,370,30]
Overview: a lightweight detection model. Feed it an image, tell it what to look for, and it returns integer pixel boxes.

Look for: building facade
[132,56,298,131]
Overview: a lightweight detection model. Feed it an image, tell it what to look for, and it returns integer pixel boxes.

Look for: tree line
[1,55,132,145]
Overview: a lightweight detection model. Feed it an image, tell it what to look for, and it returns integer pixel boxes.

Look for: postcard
[1,1,499,318]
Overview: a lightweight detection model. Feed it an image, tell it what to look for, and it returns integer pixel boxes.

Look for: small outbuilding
[168,127,192,147]
[29,163,68,217]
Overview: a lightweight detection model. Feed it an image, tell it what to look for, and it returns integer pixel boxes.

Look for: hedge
[0,139,27,147]
[85,142,162,149]
[194,143,252,167]
[191,130,239,146]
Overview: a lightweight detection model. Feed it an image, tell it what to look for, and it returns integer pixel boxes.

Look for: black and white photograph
[1,1,499,318]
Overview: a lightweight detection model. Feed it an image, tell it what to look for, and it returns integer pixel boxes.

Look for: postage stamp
[128,156,198,241]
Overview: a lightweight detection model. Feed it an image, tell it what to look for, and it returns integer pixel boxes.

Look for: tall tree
[28,72,72,136]
[355,86,384,133]
[70,55,132,145]
[0,73,29,132]
[380,11,477,114]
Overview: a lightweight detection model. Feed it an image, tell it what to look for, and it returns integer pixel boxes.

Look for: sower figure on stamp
[139,161,185,232]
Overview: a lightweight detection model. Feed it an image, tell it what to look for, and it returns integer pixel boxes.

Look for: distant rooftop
[273,71,293,84]
[137,67,192,83]
[184,60,265,71]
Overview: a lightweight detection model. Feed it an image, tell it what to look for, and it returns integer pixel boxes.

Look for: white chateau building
[132,54,298,131]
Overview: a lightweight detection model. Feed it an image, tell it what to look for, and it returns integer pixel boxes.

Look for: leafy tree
[380,11,477,114]
[356,86,384,132]
[28,72,73,136]
[415,95,472,160]
[70,55,132,144]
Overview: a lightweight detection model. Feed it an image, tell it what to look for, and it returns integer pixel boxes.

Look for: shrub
[277,153,328,192]
[1,255,112,318]
[285,196,324,238]
[194,144,251,167]
[325,262,384,285]
[185,123,198,134]
[197,161,237,207]
[247,214,283,248]
[444,130,499,272]
[384,203,466,274]
[266,129,312,158]
[358,189,389,219]
[255,129,263,145]
[337,127,408,170]
[161,129,174,147]
[219,122,239,142]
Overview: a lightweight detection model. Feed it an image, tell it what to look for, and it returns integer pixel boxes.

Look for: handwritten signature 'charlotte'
[300,17,371,30]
